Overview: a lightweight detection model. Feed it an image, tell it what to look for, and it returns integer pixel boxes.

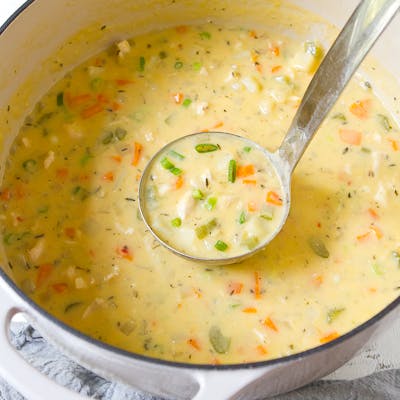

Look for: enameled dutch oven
[0,1,399,399]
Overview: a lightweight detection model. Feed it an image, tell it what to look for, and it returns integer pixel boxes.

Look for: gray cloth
[0,324,399,400]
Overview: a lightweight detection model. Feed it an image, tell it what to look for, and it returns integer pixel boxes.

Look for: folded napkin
[0,321,399,400]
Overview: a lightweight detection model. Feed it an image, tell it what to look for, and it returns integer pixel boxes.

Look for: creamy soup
[1,20,400,365]
[140,132,285,259]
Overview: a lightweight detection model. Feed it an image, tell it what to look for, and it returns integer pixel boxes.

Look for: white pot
[0,1,399,399]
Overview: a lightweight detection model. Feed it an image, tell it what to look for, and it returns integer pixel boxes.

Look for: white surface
[0,0,399,388]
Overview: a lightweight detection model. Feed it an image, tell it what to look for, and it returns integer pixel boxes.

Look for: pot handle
[0,280,87,400]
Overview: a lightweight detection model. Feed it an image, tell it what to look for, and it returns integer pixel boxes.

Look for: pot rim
[1,0,399,372]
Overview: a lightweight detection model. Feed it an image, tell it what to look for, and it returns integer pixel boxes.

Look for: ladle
[139,0,400,264]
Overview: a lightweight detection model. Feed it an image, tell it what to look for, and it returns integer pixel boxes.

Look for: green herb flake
[174,60,184,69]
[22,159,37,173]
[90,78,103,91]
[139,56,146,72]
[372,263,384,276]
[192,189,205,200]
[209,326,231,354]
[332,113,347,124]
[199,31,212,40]
[215,240,228,252]
[377,114,392,132]
[159,51,168,59]
[168,150,185,160]
[361,147,371,153]
[182,98,192,108]
[192,61,202,71]
[228,159,236,183]
[243,146,252,153]
[239,211,246,224]
[327,307,345,324]
[171,217,182,227]
[56,92,64,106]
[308,236,329,258]
[260,213,273,221]
[195,143,219,153]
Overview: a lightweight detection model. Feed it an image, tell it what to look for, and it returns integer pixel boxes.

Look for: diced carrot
[111,101,122,111]
[177,303,183,309]
[356,231,371,242]
[56,168,69,180]
[266,191,283,206]
[320,331,339,344]
[243,307,257,313]
[368,287,377,293]
[349,99,371,119]
[255,63,263,73]
[311,273,323,287]
[36,264,53,287]
[81,103,104,119]
[111,155,122,163]
[115,79,134,86]
[117,245,133,261]
[175,175,184,189]
[102,171,114,182]
[388,139,399,151]
[213,121,224,129]
[249,30,258,38]
[248,201,258,212]
[176,25,188,34]
[96,93,109,104]
[173,92,184,104]
[243,179,257,185]
[256,345,268,355]
[64,227,76,239]
[132,142,143,167]
[228,282,243,295]
[254,271,262,299]
[14,185,25,199]
[368,208,379,219]
[211,358,221,365]
[271,65,282,73]
[270,45,280,56]
[237,164,255,178]
[0,189,11,201]
[370,225,383,239]
[187,338,201,350]
[263,317,278,332]
[66,93,92,108]
[52,283,68,293]
[339,129,362,145]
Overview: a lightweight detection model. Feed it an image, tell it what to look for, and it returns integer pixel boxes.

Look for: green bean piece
[168,150,185,160]
[192,189,205,200]
[228,159,236,183]
[56,92,64,106]
[205,197,217,211]
[195,143,219,153]
[239,211,246,224]
[327,307,345,324]
[377,114,392,131]
[215,240,228,251]
[171,218,182,227]
[308,236,329,258]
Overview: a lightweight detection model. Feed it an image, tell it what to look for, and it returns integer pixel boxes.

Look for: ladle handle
[278,0,400,174]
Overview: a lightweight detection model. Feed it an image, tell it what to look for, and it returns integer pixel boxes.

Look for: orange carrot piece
[56,168,69,180]
[266,191,283,206]
[254,271,262,299]
[52,283,68,293]
[271,65,282,73]
[320,331,339,344]
[243,307,257,313]
[64,227,76,239]
[187,338,201,350]
[339,128,362,145]
[111,155,122,163]
[243,179,257,185]
[368,208,379,219]
[36,264,53,287]
[264,317,278,332]
[248,201,258,212]
[270,45,280,56]
[115,79,134,86]
[388,138,399,151]
[370,225,383,239]
[356,231,371,242]
[228,282,243,295]
[237,164,255,178]
[117,245,133,261]
[256,345,268,355]
[176,25,188,34]
[249,30,258,38]
[102,171,114,182]
[213,121,224,129]
[66,93,91,108]
[132,142,143,166]
[81,103,104,119]
[349,99,371,119]
[175,175,184,189]
[0,189,11,201]
[368,287,377,293]
[173,92,184,104]
[311,273,324,287]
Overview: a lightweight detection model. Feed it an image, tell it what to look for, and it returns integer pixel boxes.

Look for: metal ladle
[139,0,400,264]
